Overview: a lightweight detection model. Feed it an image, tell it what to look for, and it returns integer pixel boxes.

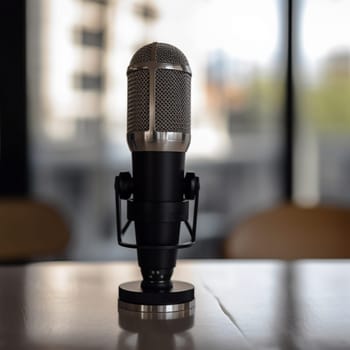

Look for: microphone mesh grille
[155,43,189,66]
[127,43,191,135]
[155,69,191,132]
[127,70,149,133]
[130,44,152,65]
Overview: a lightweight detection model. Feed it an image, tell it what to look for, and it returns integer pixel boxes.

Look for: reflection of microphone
[115,42,200,310]
[118,308,194,350]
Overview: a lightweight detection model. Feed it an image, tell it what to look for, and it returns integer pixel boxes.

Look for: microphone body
[132,151,184,290]
[116,42,199,307]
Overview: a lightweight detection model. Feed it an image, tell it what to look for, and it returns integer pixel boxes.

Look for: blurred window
[27,0,285,259]
[295,0,350,206]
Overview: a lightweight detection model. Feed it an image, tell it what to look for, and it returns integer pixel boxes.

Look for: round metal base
[118,280,195,311]
[119,300,195,313]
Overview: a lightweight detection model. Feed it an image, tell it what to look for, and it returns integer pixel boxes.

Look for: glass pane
[295,0,350,206]
[27,0,285,259]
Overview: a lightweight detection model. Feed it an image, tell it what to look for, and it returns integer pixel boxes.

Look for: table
[0,260,349,349]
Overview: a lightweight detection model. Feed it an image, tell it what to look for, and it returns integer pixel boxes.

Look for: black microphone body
[133,151,184,290]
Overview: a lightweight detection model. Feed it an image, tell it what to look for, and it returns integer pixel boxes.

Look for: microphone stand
[114,171,199,310]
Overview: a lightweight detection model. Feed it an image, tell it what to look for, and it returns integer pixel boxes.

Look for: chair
[223,204,350,259]
[0,198,70,261]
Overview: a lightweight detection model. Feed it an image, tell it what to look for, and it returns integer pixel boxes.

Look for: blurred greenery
[249,73,284,121]
[223,58,350,134]
[303,71,350,134]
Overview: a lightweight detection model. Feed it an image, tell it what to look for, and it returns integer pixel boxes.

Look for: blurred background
[1,0,350,261]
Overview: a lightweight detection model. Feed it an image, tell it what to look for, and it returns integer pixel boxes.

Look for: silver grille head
[127,42,191,152]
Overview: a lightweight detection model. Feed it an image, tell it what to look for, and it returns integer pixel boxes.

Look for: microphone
[115,42,200,311]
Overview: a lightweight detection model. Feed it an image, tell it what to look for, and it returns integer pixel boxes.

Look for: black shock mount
[114,172,200,250]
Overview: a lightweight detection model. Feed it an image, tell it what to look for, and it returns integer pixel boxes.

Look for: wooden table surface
[0,260,349,350]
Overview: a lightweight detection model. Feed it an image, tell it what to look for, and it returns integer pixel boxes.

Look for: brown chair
[0,199,70,261]
[223,204,350,259]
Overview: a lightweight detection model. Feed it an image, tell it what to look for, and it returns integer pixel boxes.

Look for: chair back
[0,199,69,261]
[224,204,350,259]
